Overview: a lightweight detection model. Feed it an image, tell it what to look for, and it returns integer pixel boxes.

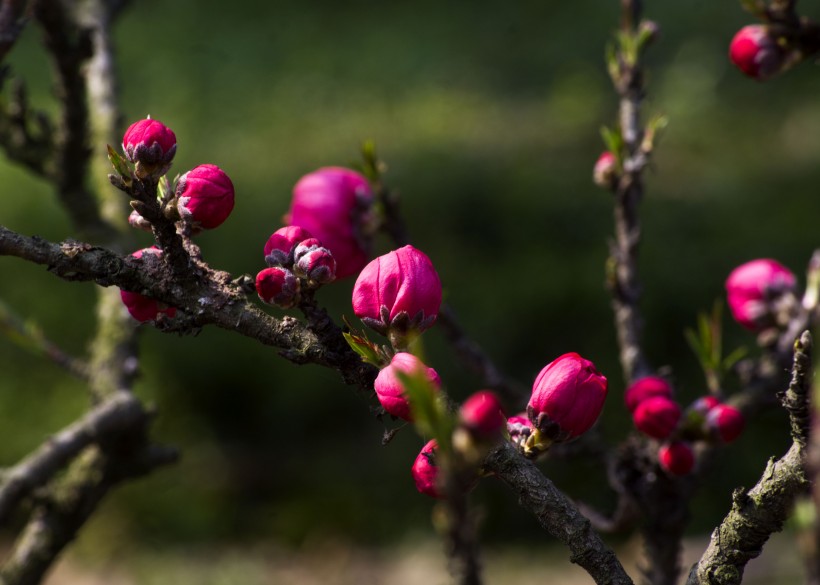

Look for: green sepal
[107,144,132,179]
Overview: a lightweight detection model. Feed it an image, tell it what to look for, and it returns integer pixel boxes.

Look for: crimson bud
[459,390,505,440]
[725,259,796,330]
[293,239,337,286]
[122,117,177,178]
[706,403,745,443]
[373,352,441,421]
[729,25,786,81]
[658,441,695,476]
[633,396,681,440]
[411,439,441,498]
[255,267,300,309]
[624,376,673,413]
[176,164,235,230]
[593,151,618,189]
[264,226,314,267]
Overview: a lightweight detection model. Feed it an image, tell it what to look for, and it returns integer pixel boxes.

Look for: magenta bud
[624,376,673,413]
[459,390,505,440]
[293,242,337,286]
[633,396,681,440]
[527,352,608,443]
[725,259,796,330]
[352,245,442,339]
[128,209,152,232]
[255,266,300,309]
[176,164,235,230]
[374,352,441,421]
[729,25,786,81]
[705,404,745,443]
[658,441,695,476]
[412,439,441,498]
[593,151,618,189]
[122,117,177,178]
[263,226,314,267]
[119,247,177,322]
[288,167,375,279]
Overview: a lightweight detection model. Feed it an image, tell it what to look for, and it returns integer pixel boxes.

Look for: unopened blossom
[264,226,314,266]
[122,117,176,178]
[293,239,336,286]
[411,439,441,498]
[288,167,374,279]
[119,247,176,322]
[729,25,786,81]
[527,352,608,445]
[658,441,695,476]
[725,259,796,330]
[352,245,442,339]
[373,352,440,421]
[255,266,300,309]
[633,396,681,440]
[705,403,745,443]
[176,164,235,230]
[624,376,673,413]
[459,390,505,440]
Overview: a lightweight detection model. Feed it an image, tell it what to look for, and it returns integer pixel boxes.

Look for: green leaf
[600,126,624,160]
[343,331,383,368]
[605,42,620,84]
[106,144,132,178]
[397,368,455,455]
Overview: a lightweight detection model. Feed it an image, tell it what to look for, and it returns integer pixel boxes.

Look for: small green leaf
[398,368,455,455]
[605,42,620,84]
[600,126,624,160]
[106,144,132,178]
[158,175,173,204]
[343,331,383,367]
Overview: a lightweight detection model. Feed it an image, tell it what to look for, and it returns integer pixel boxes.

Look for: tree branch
[484,442,634,585]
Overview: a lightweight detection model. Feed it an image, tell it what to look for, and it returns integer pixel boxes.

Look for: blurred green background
[1,0,820,577]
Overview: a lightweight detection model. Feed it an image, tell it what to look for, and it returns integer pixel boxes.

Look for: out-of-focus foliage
[1,0,819,550]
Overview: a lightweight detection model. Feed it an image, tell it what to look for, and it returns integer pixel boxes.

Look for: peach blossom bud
[507,414,533,449]
[128,209,152,232]
[459,390,505,440]
[633,396,681,440]
[729,25,785,81]
[288,167,374,279]
[263,226,314,266]
[527,352,608,443]
[412,439,440,498]
[352,245,442,338]
[706,403,745,443]
[658,441,695,476]
[374,352,441,421]
[593,151,618,189]
[725,259,796,330]
[255,266,300,309]
[293,239,336,285]
[624,376,673,413]
[122,117,176,178]
[176,164,235,230]
[119,247,176,322]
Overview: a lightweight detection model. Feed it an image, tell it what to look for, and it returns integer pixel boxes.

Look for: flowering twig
[686,331,813,585]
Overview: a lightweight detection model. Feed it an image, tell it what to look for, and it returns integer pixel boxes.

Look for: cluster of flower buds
[255,226,338,309]
[119,247,177,322]
[626,377,681,441]
[725,258,797,332]
[287,167,375,279]
[685,397,745,444]
[729,25,787,81]
[374,352,441,421]
[121,118,236,234]
[352,245,442,349]
[593,151,619,189]
[522,352,608,457]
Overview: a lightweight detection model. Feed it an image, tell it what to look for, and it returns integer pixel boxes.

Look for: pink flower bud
[119,247,177,322]
[122,118,177,178]
[263,226,314,266]
[624,376,673,413]
[459,390,505,440]
[287,167,374,279]
[255,267,300,309]
[725,259,796,330]
[352,245,442,337]
[658,441,695,476]
[176,164,235,230]
[729,25,785,81]
[527,352,608,442]
[412,439,441,498]
[593,151,618,189]
[374,352,441,421]
[705,403,745,443]
[633,396,681,440]
[293,240,336,286]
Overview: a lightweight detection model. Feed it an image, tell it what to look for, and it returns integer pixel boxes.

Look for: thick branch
[0,391,144,524]
[0,226,377,390]
[485,442,633,585]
